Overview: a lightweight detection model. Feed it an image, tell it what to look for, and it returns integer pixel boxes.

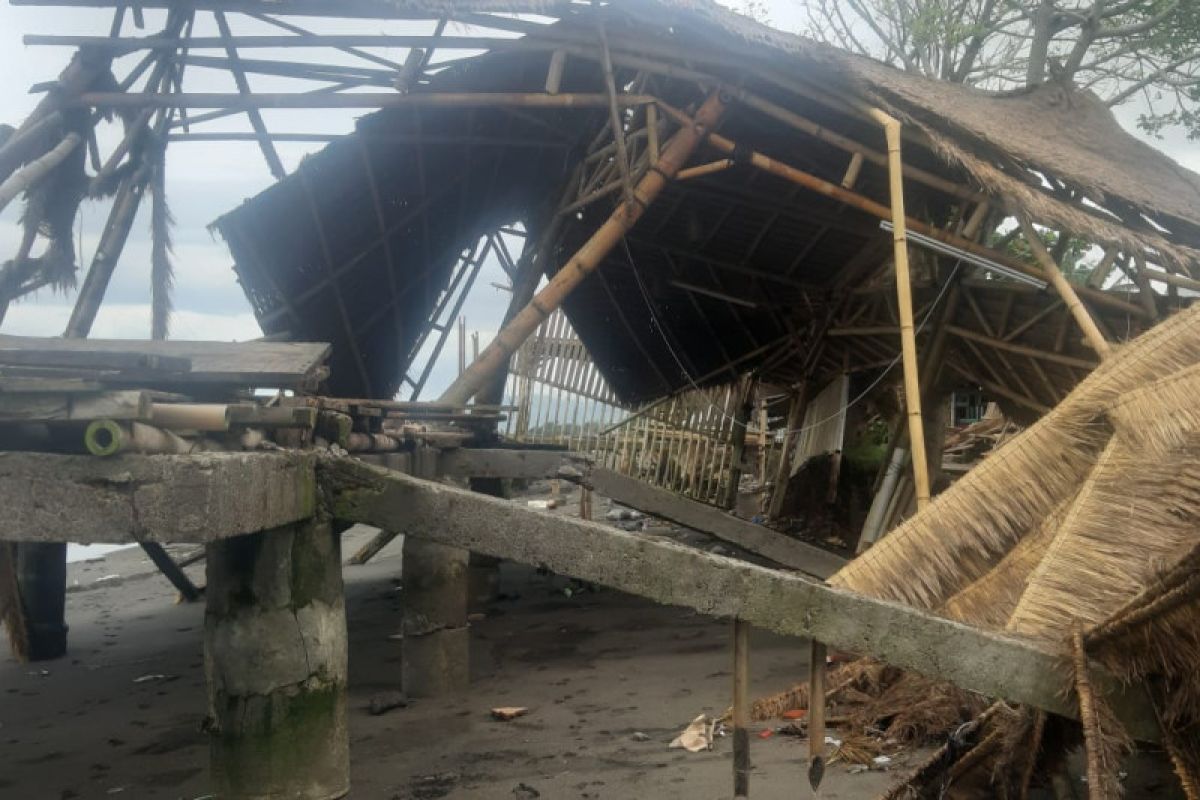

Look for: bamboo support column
[439,91,726,406]
[809,640,827,790]
[1018,215,1111,359]
[869,109,931,512]
[732,619,750,799]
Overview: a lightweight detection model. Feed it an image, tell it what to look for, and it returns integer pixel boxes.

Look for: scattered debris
[512,782,541,799]
[368,690,409,716]
[631,731,650,742]
[757,729,773,739]
[404,772,460,799]
[669,714,715,752]
[132,674,176,684]
[491,706,529,721]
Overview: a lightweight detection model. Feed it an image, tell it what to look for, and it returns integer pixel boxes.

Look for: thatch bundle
[832,302,1200,615]
[824,302,1200,797]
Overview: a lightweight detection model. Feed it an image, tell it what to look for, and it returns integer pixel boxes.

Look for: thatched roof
[215,0,1199,401]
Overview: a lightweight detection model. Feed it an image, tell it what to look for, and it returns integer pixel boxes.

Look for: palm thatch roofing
[213,0,1200,402]
[832,301,1200,753]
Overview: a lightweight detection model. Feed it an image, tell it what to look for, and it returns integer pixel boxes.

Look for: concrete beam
[584,467,846,579]
[323,455,1158,742]
[0,451,316,544]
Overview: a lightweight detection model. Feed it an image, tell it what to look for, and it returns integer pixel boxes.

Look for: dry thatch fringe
[843,670,989,745]
[149,148,174,342]
[897,112,1200,273]
[877,700,1008,800]
[1086,543,1200,715]
[747,659,893,721]
[940,493,1075,629]
[0,543,28,662]
[1007,438,1200,641]
[835,301,1200,609]
[1107,363,1200,454]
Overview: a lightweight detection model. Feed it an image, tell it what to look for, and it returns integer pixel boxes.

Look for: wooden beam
[213,10,285,179]
[323,456,1158,741]
[73,91,657,110]
[584,466,845,578]
[946,325,1099,370]
[0,452,316,544]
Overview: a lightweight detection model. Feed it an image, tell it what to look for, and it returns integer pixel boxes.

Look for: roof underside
[215,1,1199,406]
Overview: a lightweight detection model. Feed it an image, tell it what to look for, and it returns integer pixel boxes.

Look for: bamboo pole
[439,91,726,405]
[732,618,750,799]
[870,109,931,512]
[74,91,656,110]
[653,102,1145,320]
[809,639,827,790]
[0,133,82,214]
[1018,215,1112,359]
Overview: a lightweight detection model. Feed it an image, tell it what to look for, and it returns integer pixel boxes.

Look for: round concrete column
[401,538,469,696]
[204,518,349,800]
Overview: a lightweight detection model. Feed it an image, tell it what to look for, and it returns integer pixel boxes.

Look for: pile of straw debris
[809,304,1200,797]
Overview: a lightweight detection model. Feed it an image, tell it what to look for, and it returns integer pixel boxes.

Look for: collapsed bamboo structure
[3,1,1200,798]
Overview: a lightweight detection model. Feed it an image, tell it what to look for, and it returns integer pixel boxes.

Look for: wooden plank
[0,335,331,389]
[0,451,316,544]
[584,466,846,578]
[323,457,1159,742]
[0,390,150,422]
[0,347,191,373]
[437,448,590,481]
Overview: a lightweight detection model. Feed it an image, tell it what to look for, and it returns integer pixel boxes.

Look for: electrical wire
[622,234,962,437]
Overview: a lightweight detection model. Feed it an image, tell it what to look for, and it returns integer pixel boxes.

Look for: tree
[799,0,1200,138]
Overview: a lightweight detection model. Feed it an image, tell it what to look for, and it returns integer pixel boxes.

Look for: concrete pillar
[204,518,349,800]
[16,542,68,661]
[401,446,469,696]
[467,476,504,613]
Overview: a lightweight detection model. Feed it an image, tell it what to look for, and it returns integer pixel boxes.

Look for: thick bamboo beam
[0,133,82,214]
[870,109,930,511]
[438,91,727,405]
[1018,215,1112,359]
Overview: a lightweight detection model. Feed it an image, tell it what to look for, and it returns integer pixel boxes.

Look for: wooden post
[205,516,349,800]
[13,542,68,660]
[1018,215,1111,359]
[438,91,726,406]
[870,110,931,512]
[809,639,827,790]
[733,618,750,799]
[723,375,754,510]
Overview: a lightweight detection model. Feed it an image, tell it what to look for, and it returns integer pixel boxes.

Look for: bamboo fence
[500,309,775,506]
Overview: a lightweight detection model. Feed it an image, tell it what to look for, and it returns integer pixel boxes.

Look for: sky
[1,1,1197,400]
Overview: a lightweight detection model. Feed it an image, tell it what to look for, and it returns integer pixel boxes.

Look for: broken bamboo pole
[1018,215,1112,359]
[438,91,727,405]
[0,133,82,214]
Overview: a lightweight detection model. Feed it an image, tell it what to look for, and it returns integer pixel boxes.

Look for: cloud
[2,301,261,341]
